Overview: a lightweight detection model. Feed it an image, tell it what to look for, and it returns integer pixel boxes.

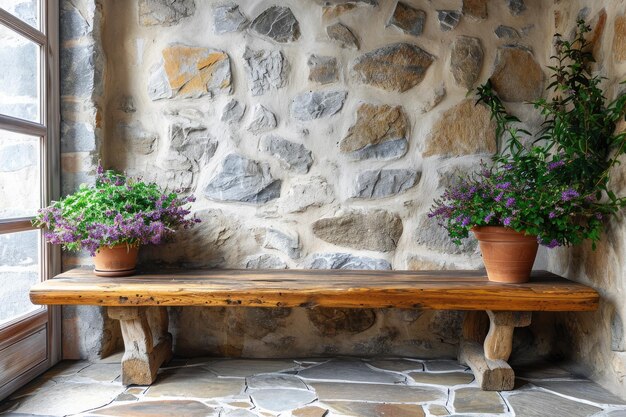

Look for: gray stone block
[243,48,289,96]
[346,138,408,161]
[213,3,248,34]
[263,228,301,259]
[308,253,391,270]
[221,99,246,124]
[139,0,196,26]
[203,154,281,204]
[247,104,277,134]
[352,169,420,198]
[251,6,300,43]
[61,121,97,153]
[260,135,312,174]
[61,44,97,98]
[290,90,347,121]
[437,10,461,32]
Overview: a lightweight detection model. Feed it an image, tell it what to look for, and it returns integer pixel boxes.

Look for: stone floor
[1,355,625,417]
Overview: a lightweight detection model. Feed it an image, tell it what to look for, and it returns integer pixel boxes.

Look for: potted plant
[429,20,626,283]
[33,165,199,276]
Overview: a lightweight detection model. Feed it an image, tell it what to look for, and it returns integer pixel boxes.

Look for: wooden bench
[29,269,599,391]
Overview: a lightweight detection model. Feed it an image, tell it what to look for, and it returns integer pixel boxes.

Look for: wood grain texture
[108,306,172,385]
[483,311,532,361]
[30,269,599,311]
[459,339,515,391]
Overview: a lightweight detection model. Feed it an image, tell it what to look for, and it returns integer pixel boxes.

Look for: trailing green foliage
[430,20,626,248]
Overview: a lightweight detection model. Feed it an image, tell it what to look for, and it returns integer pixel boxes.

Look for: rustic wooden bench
[29,269,599,391]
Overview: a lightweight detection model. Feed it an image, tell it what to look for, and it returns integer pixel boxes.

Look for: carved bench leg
[459,310,531,391]
[108,306,173,386]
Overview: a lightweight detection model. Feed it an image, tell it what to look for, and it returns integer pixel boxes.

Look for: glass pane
[0,0,39,29]
[0,130,40,218]
[0,230,41,326]
[0,23,40,123]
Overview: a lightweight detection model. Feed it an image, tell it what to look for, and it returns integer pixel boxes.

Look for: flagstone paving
[0,356,625,416]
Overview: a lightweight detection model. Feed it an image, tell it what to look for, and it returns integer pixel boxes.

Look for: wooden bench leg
[458,310,531,391]
[108,306,173,386]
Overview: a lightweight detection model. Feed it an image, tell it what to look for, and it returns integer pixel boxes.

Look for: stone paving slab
[453,388,507,414]
[200,359,297,377]
[532,380,626,405]
[365,359,424,372]
[1,357,626,417]
[504,389,602,416]
[145,370,245,399]
[90,400,219,417]
[325,401,425,417]
[309,382,444,403]
[3,382,123,416]
[249,388,317,412]
[408,371,474,386]
[298,360,405,383]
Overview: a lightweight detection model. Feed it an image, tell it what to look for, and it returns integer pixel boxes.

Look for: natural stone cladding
[61,0,585,365]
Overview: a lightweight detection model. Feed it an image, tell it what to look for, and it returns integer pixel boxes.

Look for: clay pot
[472,226,538,283]
[93,244,139,277]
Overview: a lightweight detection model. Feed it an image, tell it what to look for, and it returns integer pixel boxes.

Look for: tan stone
[327,402,425,417]
[428,404,451,416]
[406,256,457,271]
[352,43,434,92]
[408,371,474,385]
[166,47,227,90]
[340,103,408,153]
[311,382,443,402]
[462,0,487,19]
[490,46,544,102]
[453,388,506,414]
[312,210,403,252]
[322,3,356,20]
[586,9,606,62]
[450,36,484,89]
[92,400,218,417]
[159,44,231,99]
[423,99,496,157]
[292,406,329,417]
[613,15,626,62]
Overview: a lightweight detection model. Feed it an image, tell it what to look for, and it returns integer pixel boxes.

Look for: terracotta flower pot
[93,244,139,277]
[471,226,538,283]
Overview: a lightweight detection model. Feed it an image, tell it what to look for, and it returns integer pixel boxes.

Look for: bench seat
[30,269,599,391]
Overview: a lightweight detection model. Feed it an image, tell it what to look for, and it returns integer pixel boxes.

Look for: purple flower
[496,182,511,190]
[545,239,559,249]
[561,188,580,201]
[503,163,514,171]
[494,192,504,202]
[461,216,471,227]
[505,197,516,208]
[547,160,565,170]
[484,213,494,223]
[549,211,556,219]
[503,217,512,226]
[595,213,603,220]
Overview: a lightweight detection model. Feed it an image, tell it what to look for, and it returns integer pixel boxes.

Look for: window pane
[0,130,40,218]
[0,23,40,123]
[0,0,39,29]
[0,230,41,326]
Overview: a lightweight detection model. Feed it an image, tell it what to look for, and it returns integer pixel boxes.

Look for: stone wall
[96,0,557,359]
[60,0,555,359]
[539,0,626,400]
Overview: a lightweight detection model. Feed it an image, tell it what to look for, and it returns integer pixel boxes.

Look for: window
[0,0,60,400]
